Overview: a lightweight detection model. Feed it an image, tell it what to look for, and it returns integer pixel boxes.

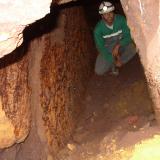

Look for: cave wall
[120,0,160,123]
[0,0,52,58]
[40,6,95,154]
[0,4,95,160]
[0,48,30,149]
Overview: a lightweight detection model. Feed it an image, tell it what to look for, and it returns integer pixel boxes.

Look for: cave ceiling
[0,0,78,58]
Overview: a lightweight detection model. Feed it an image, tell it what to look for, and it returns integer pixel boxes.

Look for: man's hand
[115,55,123,67]
[112,44,123,67]
[115,59,123,67]
[112,44,120,57]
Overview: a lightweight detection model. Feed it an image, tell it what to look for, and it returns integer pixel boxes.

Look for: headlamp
[103,6,108,12]
[99,2,115,14]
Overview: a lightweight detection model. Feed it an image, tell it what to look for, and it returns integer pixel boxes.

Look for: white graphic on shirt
[103,30,122,38]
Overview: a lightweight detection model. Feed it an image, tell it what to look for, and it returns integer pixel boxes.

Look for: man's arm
[119,16,132,47]
[94,28,113,63]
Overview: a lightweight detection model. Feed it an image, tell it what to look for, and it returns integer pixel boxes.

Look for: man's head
[99,1,115,25]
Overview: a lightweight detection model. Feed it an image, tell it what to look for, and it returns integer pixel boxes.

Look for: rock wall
[0,0,80,58]
[39,6,95,156]
[40,7,95,155]
[0,0,52,57]
[120,0,160,123]
[0,5,95,160]
[0,48,30,149]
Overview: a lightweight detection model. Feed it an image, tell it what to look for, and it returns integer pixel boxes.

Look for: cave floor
[56,55,160,160]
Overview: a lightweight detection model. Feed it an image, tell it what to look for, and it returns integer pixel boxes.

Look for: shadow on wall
[0,4,61,69]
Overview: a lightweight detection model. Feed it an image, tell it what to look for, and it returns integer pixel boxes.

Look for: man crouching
[94,1,137,76]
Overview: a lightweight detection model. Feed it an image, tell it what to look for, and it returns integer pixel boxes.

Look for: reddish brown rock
[0,48,30,149]
[7,5,95,159]
[39,6,95,156]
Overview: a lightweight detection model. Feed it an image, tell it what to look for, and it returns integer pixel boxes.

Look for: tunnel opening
[0,0,158,160]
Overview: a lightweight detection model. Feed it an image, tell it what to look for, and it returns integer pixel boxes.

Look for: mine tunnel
[1,0,160,159]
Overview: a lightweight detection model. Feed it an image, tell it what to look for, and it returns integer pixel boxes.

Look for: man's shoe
[110,67,119,76]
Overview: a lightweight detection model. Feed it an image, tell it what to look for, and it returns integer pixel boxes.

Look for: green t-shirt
[94,14,132,63]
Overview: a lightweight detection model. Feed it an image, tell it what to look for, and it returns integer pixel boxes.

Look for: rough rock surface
[121,0,160,123]
[0,48,30,149]
[38,6,95,157]
[0,0,51,57]
[0,4,95,159]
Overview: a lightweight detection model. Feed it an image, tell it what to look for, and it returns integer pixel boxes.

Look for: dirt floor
[56,55,160,160]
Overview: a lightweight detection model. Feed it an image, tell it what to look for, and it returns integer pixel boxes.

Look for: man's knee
[127,42,137,54]
[94,54,111,75]
[121,42,137,64]
[94,62,112,75]
[94,67,106,75]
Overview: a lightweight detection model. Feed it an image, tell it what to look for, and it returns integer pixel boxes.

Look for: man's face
[102,12,114,25]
